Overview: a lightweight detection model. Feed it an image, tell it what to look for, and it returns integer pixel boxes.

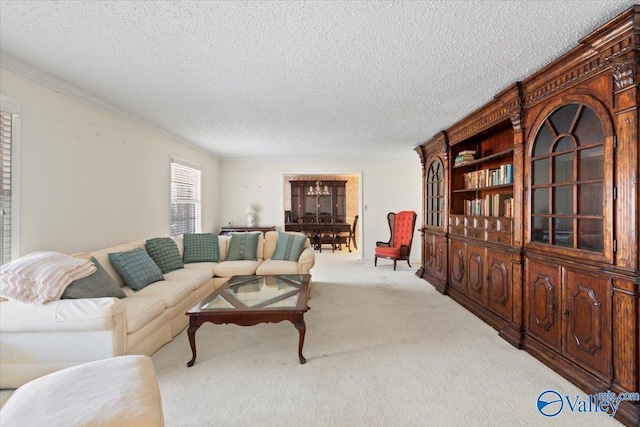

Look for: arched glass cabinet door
[425,159,444,228]
[530,103,609,253]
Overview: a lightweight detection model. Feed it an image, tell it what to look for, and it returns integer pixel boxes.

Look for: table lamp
[244,205,256,227]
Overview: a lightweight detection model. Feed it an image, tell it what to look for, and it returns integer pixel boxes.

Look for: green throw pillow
[183,233,219,263]
[145,237,184,274]
[227,232,260,261]
[272,232,306,261]
[61,257,126,299]
[108,248,164,291]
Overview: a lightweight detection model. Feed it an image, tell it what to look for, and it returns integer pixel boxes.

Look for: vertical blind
[170,161,201,237]
[0,111,12,265]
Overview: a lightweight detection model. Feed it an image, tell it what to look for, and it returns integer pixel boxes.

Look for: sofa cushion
[108,248,164,291]
[0,298,124,333]
[172,235,227,259]
[61,257,126,299]
[213,260,262,278]
[227,232,260,261]
[162,268,211,290]
[256,260,299,275]
[123,280,193,308]
[183,262,216,277]
[145,238,184,274]
[263,231,308,259]
[90,243,138,287]
[121,296,165,333]
[271,232,306,261]
[183,233,220,263]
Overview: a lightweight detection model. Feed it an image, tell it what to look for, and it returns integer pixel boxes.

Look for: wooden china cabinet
[289,180,346,222]
[416,7,639,426]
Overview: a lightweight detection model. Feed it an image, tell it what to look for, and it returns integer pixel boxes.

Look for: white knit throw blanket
[0,251,97,305]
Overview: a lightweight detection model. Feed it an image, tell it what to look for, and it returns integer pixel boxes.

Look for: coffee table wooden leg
[187,322,200,367]
[294,318,306,364]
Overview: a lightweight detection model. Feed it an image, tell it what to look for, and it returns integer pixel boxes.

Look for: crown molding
[0,52,219,160]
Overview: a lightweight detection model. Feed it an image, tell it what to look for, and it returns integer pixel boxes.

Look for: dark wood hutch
[289,180,347,222]
[415,7,639,426]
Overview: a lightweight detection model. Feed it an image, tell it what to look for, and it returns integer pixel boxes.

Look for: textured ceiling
[0,1,635,161]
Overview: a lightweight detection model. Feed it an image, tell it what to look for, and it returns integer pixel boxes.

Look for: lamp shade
[244,205,256,214]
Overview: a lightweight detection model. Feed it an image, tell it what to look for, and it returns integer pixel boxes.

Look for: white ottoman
[0,355,164,426]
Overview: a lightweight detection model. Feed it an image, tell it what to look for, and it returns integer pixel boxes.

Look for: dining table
[284,222,352,252]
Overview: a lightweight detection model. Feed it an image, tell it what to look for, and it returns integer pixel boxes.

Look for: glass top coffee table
[186,274,311,366]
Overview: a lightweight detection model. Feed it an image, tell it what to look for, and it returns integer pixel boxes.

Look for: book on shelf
[454,150,476,165]
[492,194,511,217]
[462,163,513,189]
[504,197,514,218]
[464,194,514,217]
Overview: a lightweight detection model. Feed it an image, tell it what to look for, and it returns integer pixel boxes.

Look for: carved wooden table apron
[186,274,311,366]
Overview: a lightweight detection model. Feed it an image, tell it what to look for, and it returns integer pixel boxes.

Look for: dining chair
[335,214,358,252]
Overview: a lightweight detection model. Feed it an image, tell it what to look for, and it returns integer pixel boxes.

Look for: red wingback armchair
[374,211,417,270]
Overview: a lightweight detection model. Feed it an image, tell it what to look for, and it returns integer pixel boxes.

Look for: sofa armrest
[0,298,126,333]
[1,298,128,388]
[297,246,316,275]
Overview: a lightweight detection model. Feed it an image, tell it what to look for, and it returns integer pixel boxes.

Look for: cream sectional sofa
[0,231,314,388]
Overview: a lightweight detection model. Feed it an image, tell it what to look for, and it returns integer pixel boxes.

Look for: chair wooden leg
[407,260,412,268]
[393,260,397,270]
[374,256,377,266]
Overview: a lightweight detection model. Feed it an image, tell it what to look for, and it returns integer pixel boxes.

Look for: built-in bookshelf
[450,123,514,225]
[415,7,640,426]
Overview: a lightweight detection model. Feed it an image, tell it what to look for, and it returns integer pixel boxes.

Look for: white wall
[1,65,422,262]
[1,68,221,255]
[220,160,422,261]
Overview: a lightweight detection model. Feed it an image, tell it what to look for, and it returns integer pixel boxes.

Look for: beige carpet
[151,251,622,426]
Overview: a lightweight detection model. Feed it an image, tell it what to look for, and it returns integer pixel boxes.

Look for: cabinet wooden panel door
[434,236,448,282]
[563,269,611,379]
[424,234,435,274]
[487,250,512,321]
[466,244,486,304]
[449,239,466,293]
[526,259,562,353]
[423,233,448,283]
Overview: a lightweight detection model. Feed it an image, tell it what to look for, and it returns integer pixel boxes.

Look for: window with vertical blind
[0,111,14,265]
[170,159,201,237]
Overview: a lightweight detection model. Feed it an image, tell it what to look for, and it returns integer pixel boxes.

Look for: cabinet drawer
[498,219,512,234]
[451,226,465,236]
[487,232,511,245]
[486,218,499,232]
[450,215,465,227]
[470,217,485,229]
[466,228,485,239]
